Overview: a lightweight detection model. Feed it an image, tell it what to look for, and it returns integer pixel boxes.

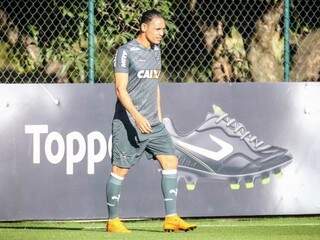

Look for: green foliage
[96,0,177,49]
[42,1,88,83]
[0,42,10,70]
[1,0,176,83]
[2,1,89,83]
[95,46,114,83]
[45,36,87,83]
[188,66,212,83]
[224,26,251,81]
[7,25,42,74]
[95,0,177,82]
[1,0,319,83]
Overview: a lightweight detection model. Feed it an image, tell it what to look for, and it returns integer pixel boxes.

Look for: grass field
[0,216,319,240]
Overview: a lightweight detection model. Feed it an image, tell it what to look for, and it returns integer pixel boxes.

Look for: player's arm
[113,48,152,134]
[157,85,162,122]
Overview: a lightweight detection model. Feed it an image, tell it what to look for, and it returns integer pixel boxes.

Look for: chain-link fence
[0,0,88,83]
[291,0,320,82]
[0,0,319,83]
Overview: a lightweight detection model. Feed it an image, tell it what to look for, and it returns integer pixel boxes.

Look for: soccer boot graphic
[163,105,293,190]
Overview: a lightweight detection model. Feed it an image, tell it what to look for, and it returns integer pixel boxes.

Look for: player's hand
[134,113,152,134]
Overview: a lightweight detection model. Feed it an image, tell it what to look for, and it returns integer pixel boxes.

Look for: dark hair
[139,9,163,26]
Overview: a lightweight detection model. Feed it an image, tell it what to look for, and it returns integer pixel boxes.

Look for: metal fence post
[284,0,291,82]
[88,0,95,83]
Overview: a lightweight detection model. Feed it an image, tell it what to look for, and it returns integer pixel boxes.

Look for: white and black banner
[0,83,319,220]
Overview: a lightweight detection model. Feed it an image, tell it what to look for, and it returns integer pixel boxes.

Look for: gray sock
[106,173,124,219]
[161,169,178,216]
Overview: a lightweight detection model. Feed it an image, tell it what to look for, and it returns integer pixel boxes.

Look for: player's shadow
[129,228,163,233]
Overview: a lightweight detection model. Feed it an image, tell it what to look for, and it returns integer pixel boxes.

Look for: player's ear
[141,23,147,33]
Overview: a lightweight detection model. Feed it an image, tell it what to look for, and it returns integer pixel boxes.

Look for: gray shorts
[111,119,176,168]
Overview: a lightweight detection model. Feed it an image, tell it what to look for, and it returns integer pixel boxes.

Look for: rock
[291,30,320,81]
[248,2,284,82]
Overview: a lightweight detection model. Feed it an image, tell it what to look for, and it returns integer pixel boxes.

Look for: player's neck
[136,35,151,49]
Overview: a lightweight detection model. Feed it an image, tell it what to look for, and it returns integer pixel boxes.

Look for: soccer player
[106,9,196,233]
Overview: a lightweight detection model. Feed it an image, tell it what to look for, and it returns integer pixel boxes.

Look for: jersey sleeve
[113,47,129,73]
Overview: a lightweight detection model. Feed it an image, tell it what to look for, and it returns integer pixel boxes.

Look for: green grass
[0,216,319,240]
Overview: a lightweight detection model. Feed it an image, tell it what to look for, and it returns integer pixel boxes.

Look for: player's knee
[112,166,129,177]
[157,155,178,170]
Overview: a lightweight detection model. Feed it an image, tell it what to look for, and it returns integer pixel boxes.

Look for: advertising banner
[0,83,319,220]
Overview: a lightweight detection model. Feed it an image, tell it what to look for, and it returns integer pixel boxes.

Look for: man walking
[106,9,196,233]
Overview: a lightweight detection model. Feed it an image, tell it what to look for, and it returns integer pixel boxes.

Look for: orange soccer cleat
[106,218,131,233]
[163,215,197,232]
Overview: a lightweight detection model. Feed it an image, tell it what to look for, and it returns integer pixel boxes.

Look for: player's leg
[106,119,139,233]
[106,166,128,219]
[156,154,197,232]
[147,123,196,232]
[106,166,131,233]
[157,154,178,216]
[146,124,179,217]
